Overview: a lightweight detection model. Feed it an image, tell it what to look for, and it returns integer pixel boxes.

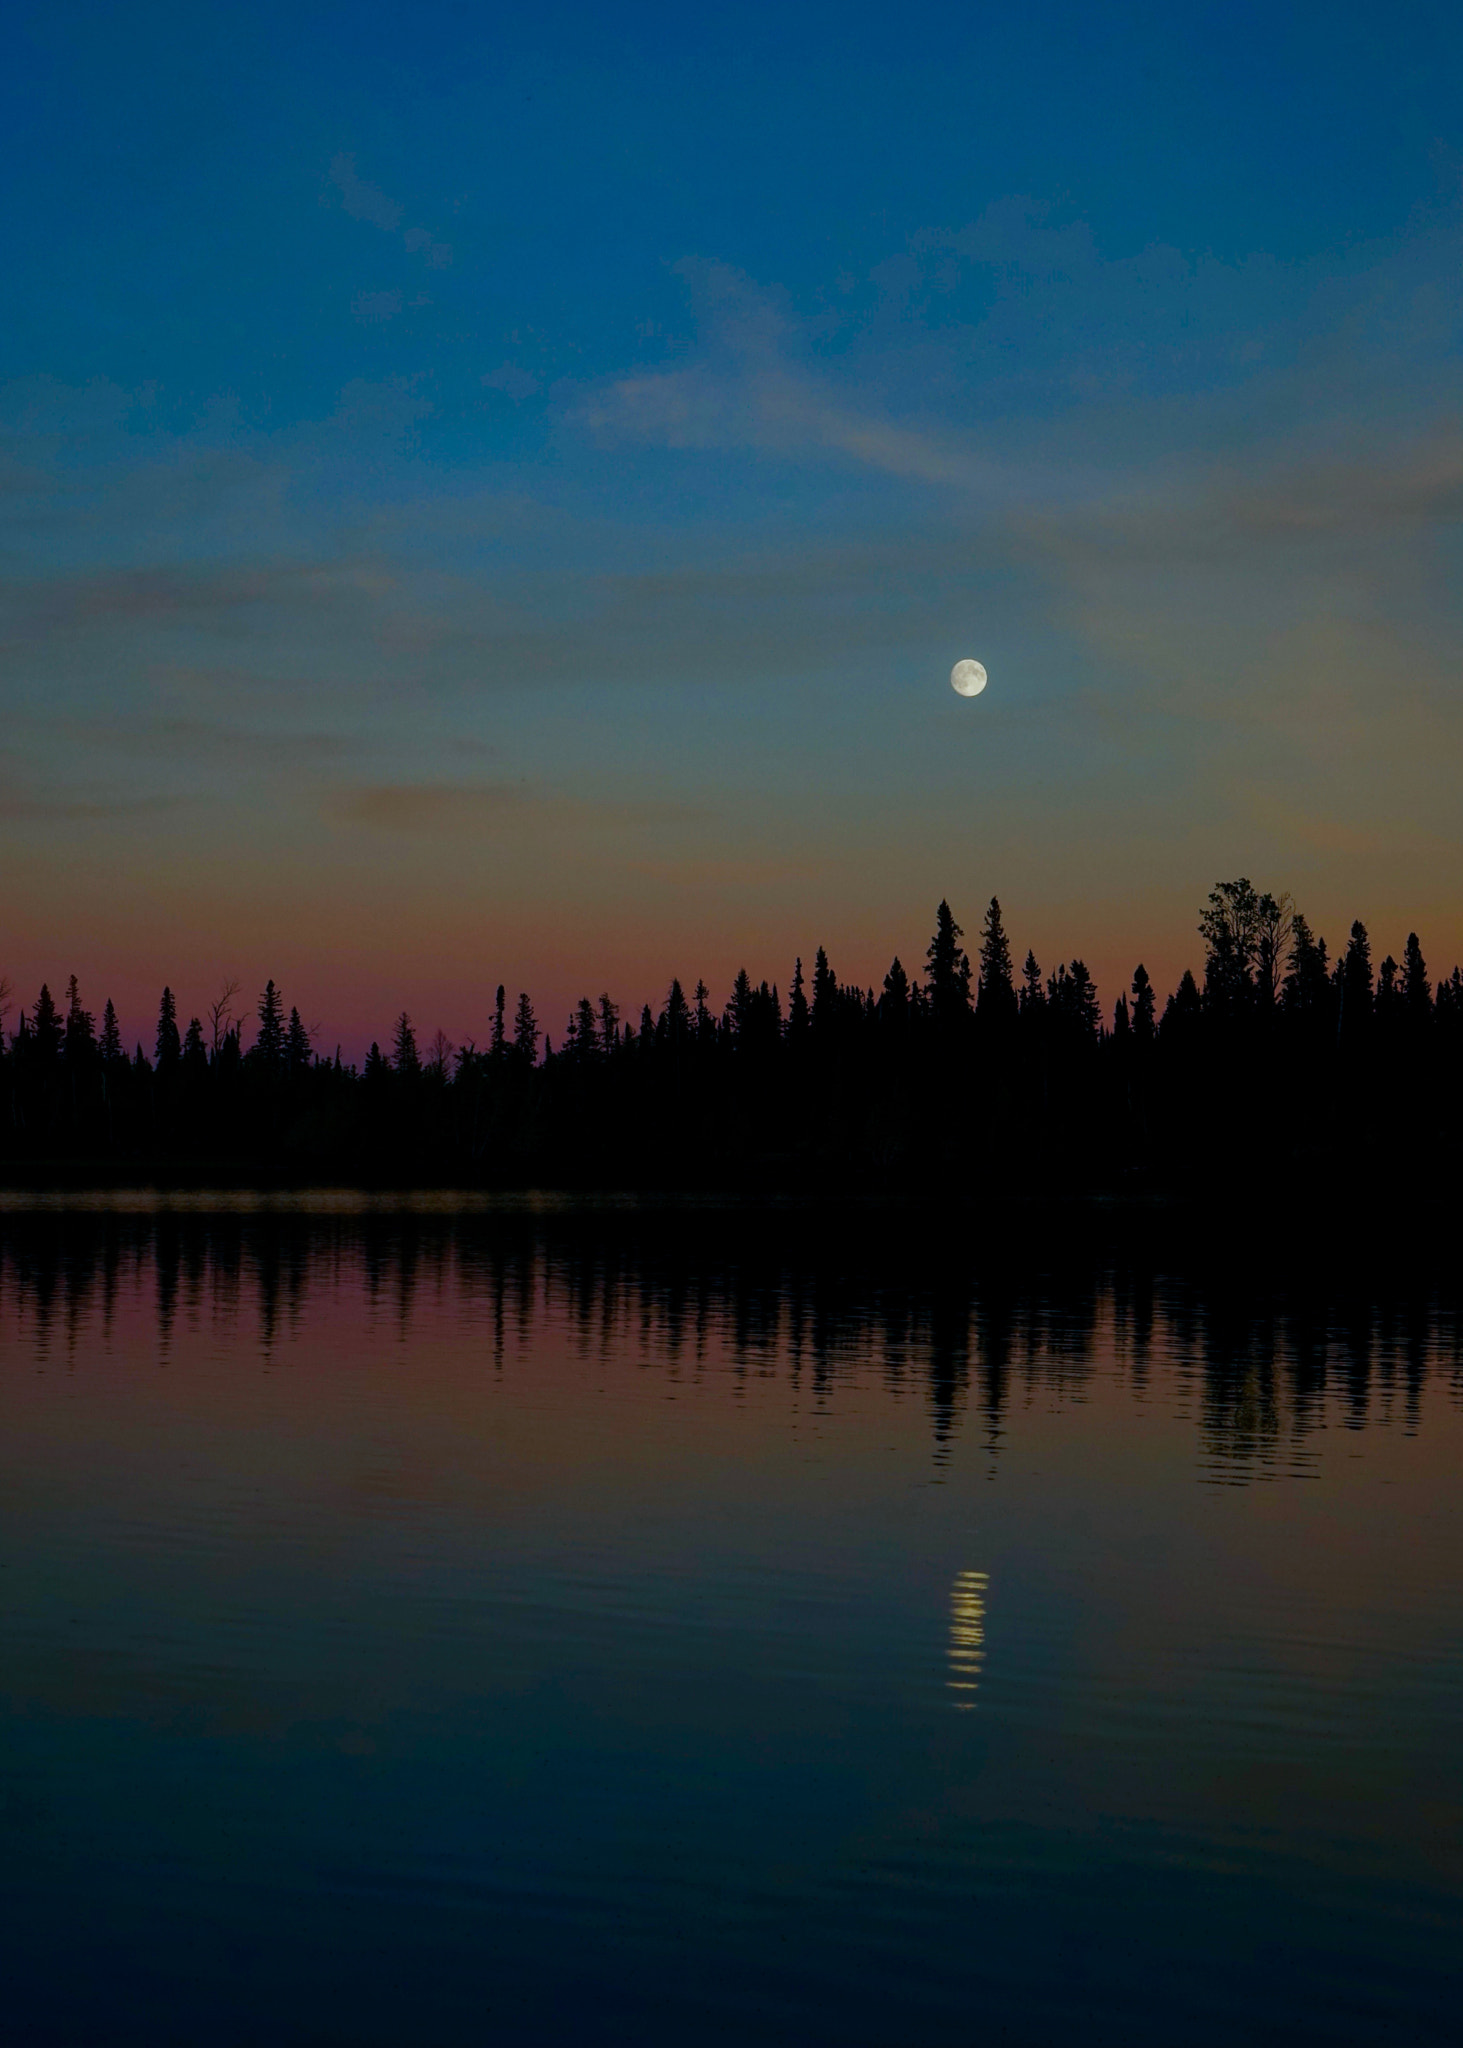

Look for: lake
[2,1197,1460,2044]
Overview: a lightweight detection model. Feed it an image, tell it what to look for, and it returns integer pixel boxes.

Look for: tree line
[3,881,1461,1192]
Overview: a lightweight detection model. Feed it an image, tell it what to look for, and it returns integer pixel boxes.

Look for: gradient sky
[3,0,1461,1054]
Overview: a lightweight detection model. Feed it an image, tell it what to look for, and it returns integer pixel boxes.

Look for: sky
[3,0,1461,1055]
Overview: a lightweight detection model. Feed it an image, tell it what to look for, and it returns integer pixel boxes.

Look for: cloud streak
[333,782,700,835]
[577,261,997,492]
[327,154,452,268]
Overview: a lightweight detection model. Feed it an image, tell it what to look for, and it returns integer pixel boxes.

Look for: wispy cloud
[334,782,698,834]
[352,289,403,326]
[327,154,452,268]
[578,260,996,491]
[1024,426,1463,568]
[0,784,184,823]
[328,153,404,233]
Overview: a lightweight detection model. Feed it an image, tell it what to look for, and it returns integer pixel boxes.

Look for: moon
[951,658,987,698]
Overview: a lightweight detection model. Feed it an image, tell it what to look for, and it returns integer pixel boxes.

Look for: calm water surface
[2,1203,1461,2044]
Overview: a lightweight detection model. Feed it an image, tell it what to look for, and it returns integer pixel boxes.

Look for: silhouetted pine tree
[977,897,1017,1023]
[513,993,538,1065]
[600,992,621,1051]
[286,1007,311,1076]
[100,1000,122,1065]
[1283,914,1329,1015]
[811,948,837,1036]
[256,980,285,1068]
[880,957,909,1026]
[925,901,972,1021]
[786,957,810,1044]
[1340,921,1373,1035]
[155,987,181,1071]
[32,984,62,1065]
[393,1011,420,1075]
[1402,933,1431,1020]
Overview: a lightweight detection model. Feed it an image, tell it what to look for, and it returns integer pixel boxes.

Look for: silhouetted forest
[4,881,1462,1194]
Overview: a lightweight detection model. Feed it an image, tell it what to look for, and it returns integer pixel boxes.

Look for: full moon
[951,658,987,697]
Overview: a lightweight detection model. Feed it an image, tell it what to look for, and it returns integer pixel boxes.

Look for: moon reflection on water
[949,1568,989,1707]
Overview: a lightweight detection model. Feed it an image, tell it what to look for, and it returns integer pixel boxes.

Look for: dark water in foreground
[2,1200,1461,2045]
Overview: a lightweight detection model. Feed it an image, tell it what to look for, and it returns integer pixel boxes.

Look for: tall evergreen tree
[571,997,599,1059]
[727,968,755,1042]
[1282,913,1329,1014]
[100,999,123,1065]
[786,957,810,1042]
[1131,964,1155,1042]
[1401,933,1431,1018]
[155,987,181,1070]
[662,977,689,1049]
[286,1007,312,1074]
[64,976,95,1062]
[599,992,620,1051]
[977,897,1017,1020]
[1161,969,1203,1042]
[393,1010,419,1075]
[491,985,507,1059]
[32,984,62,1065]
[513,992,539,1065]
[1340,920,1373,1030]
[1019,950,1044,1015]
[256,980,285,1067]
[925,901,972,1019]
[810,948,837,1034]
[880,957,909,1022]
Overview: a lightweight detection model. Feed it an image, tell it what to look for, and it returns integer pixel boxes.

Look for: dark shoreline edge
[1,1172,1458,1283]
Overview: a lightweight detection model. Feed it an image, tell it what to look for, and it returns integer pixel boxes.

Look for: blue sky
[3,0,1461,1047]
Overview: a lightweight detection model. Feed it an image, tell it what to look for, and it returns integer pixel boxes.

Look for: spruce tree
[155,987,181,1069]
[925,901,972,1019]
[599,992,620,1051]
[786,957,810,1042]
[286,1007,311,1074]
[64,976,95,1062]
[1401,933,1431,1018]
[880,957,909,1020]
[513,993,538,1065]
[256,980,285,1067]
[33,984,62,1063]
[811,947,837,1034]
[573,997,599,1058]
[1340,920,1373,1029]
[977,898,1017,1021]
[392,1010,419,1075]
